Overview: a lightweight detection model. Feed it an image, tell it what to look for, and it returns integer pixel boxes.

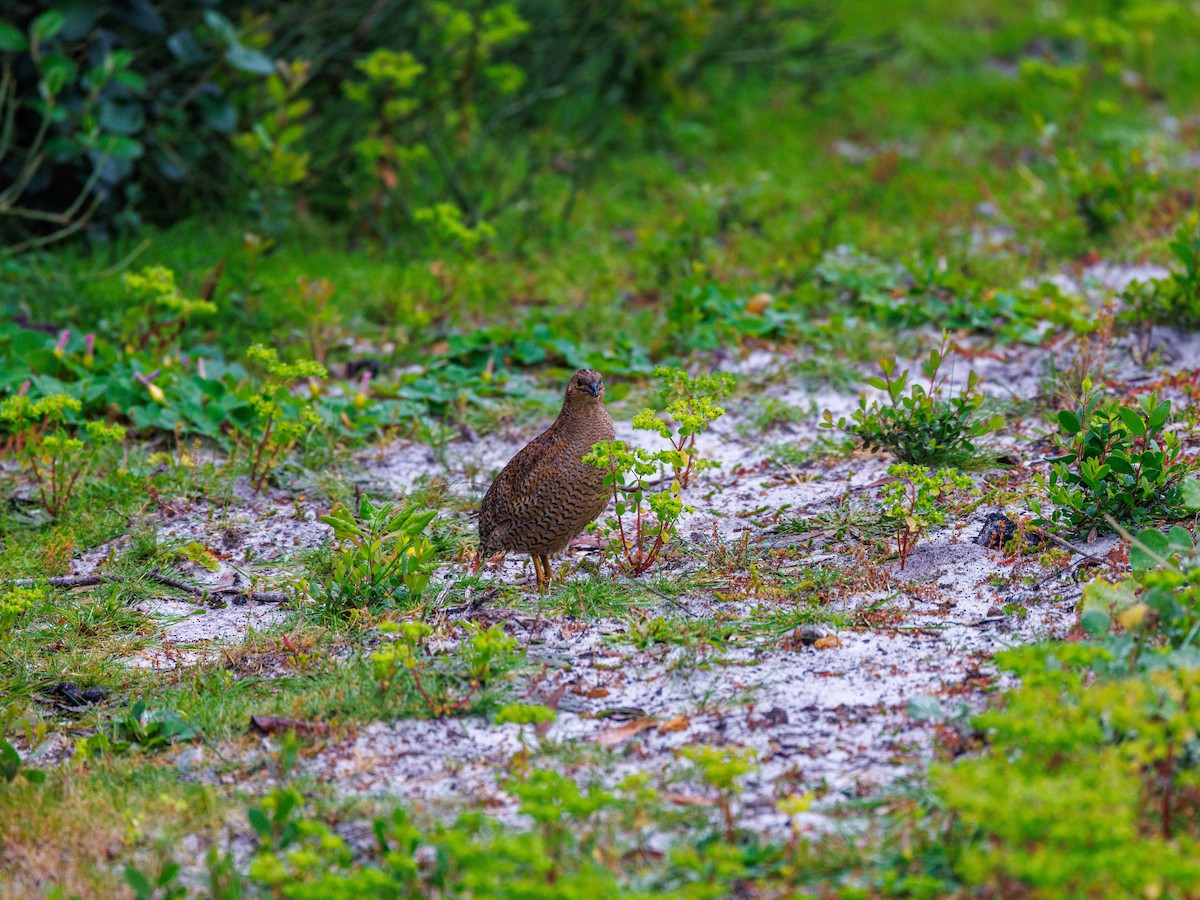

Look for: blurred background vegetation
[2,0,1199,406]
[0,0,883,249]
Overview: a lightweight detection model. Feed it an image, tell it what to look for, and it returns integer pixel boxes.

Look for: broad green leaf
[1078,577,1138,615]
[202,9,237,43]
[226,43,274,75]
[1130,528,1169,571]
[1107,452,1134,476]
[1057,410,1080,434]
[1167,525,1193,553]
[123,865,153,897]
[247,807,272,839]
[1079,609,1110,636]
[0,738,19,782]
[96,134,144,159]
[39,53,76,94]
[99,99,145,135]
[1118,406,1146,437]
[1182,478,1200,512]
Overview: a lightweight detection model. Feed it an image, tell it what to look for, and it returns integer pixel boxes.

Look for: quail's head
[565,369,605,405]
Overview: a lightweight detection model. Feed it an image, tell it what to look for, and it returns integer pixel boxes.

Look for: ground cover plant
[5,0,1200,895]
[821,334,1003,468]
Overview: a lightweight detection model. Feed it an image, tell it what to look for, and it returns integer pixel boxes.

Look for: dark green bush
[0,0,884,253]
[821,335,1003,468]
[0,3,276,249]
[1031,382,1198,535]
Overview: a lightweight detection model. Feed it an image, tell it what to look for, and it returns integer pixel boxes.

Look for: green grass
[8,1,1198,369]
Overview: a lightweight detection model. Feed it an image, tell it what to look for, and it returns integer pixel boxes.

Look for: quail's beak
[585,382,600,397]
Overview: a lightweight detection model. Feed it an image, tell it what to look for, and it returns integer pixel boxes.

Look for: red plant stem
[408,664,437,708]
[608,476,636,573]
[634,479,645,568]
[250,411,276,489]
[60,464,84,517]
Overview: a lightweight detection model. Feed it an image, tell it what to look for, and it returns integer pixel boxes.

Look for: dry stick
[9,571,289,604]
[1030,528,1110,589]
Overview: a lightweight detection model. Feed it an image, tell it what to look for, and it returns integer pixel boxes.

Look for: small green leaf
[1107,452,1134,476]
[1079,577,1139,615]
[123,865,153,898]
[247,807,272,839]
[96,134,144,159]
[0,738,20,782]
[0,22,28,52]
[31,10,66,42]
[1057,410,1081,435]
[99,99,145,135]
[226,43,274,75]
[1148,399,1172,433]
[40,53,76,94]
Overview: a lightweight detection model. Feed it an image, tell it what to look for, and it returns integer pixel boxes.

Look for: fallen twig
[1030,528,1109,590]
[10,571,290,604]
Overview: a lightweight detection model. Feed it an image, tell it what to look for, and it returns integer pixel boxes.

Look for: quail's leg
[539,554,553,590]
[530,554,545,591]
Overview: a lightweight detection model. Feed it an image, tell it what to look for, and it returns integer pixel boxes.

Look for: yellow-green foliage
[0,393,80,435]
[881,463,975,568]
[0,585,45,628]
[242,344,328,491]
[0,394,125,517]
[120,265,216,355]
[934,646,1200,896]
[585,367,734,576]
[369,622,521,717]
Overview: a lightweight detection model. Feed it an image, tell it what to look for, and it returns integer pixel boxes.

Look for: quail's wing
[488,433,579,536]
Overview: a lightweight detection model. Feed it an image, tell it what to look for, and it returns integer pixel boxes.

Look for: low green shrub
[369,621,523,717]
[0,584,43,631]
[678,744,759,840]
[1030,381,1198,535]
[0,393,125,517]
[933,643,1200,897]
[822,335,1001,468]
[880,464,975,569]
[924,520,1200,896]
[240,344,328,492]
[1120,216,1200,329]
[315,497,438,615]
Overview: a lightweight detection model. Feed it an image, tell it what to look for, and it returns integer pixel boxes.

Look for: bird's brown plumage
[478,369,615,588]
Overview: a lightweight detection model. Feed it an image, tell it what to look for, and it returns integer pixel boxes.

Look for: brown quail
[478,369,615,590]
